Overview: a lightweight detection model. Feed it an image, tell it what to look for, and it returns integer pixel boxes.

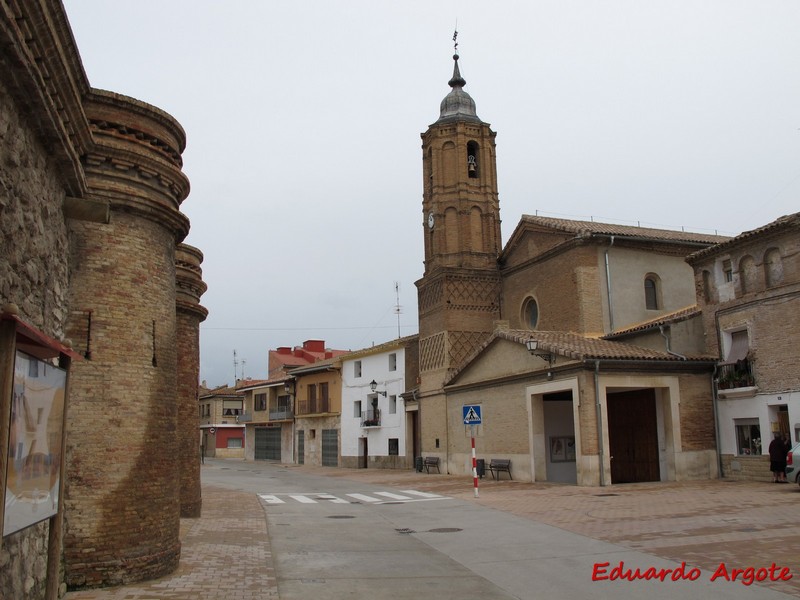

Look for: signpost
[462,405,482,497]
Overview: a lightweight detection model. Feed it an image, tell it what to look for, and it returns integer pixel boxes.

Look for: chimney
[303,339,325,352]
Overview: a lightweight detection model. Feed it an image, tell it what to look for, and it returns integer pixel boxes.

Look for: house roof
[498,329,714,361]
[338,334,418,362]
[447,328,715,385]
[286,354,345,376]
[686,211,800,262]
[199,384,244,400]
[602,305,701,339]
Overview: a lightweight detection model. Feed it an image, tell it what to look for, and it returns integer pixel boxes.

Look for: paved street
[65,459,800,599]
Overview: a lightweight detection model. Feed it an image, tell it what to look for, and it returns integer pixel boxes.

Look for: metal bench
[488,458,512,480]
[423,456,440,474]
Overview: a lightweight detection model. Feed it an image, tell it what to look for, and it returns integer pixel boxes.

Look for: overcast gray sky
[63,1,800,387]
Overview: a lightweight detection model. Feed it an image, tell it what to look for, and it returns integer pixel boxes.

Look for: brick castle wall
[62,90,189,589]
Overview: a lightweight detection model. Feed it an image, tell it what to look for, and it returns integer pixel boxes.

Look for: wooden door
[607,389,659,483]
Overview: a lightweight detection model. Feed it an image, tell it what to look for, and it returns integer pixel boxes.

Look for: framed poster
[3,351,66,537]
[550,436,576,463]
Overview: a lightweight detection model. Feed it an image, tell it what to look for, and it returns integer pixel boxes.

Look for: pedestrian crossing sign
[462,405,482,425]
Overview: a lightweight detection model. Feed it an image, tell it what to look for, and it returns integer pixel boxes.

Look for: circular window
[523,297,539,330]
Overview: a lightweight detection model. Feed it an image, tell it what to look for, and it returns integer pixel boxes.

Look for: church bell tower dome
[436,53,481,124]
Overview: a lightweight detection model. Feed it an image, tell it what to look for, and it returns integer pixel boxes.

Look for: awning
[724,330,749,364]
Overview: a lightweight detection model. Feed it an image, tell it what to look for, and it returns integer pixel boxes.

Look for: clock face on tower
[427,212,435,229]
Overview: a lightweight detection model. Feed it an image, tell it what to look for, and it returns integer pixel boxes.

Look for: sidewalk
[64,461,800,598]
[63,483,279,600]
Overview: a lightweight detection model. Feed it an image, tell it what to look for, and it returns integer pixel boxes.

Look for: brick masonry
[0,3,207,597]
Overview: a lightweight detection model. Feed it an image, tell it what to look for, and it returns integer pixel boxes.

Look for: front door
[607,389,659,483]
[359,437,368,469]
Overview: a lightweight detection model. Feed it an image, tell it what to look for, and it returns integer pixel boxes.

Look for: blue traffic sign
[462,405,482,425]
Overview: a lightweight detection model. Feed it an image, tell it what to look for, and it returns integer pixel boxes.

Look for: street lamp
[369,380,387,397]
[526,338,554,367]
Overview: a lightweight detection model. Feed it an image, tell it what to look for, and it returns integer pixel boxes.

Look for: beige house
[290,357,345,467]
[687,212,800,481]
[239,377,295,463]
[198,385,245,458]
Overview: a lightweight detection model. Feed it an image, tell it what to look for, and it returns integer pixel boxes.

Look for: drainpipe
[711,364,723,479]
[659,325,686,360]
[604,236,615,332]
[594,360,607,486]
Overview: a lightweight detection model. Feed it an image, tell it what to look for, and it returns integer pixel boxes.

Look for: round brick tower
[64,89,190,588]
[175,243,208,518]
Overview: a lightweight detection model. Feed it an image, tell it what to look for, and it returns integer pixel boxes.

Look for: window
[354,401,362,418]
[388,438,399,456]
[724,330,749,363]
[734,419,761,456]
[644,275,660,310]
[320,382,329,400]
[522,297,539,329]
[255,393,267,411]
[723,259,733,282]
[389,395,397,415]
[227,437,243,449]
[389,353,397,371]
[308,384,317,401]
[354,361,362,378]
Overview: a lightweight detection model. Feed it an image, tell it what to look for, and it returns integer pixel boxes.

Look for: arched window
[739,255,758,295]
[522,297,539,330]
[644,275,660,310]
[764,248,784,288]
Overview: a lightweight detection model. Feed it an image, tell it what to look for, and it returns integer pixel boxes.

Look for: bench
[423,457,440,474]
[488,458,512,480]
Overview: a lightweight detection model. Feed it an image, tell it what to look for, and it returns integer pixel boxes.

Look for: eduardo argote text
[592,561,793,586]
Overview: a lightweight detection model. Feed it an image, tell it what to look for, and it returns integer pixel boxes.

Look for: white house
[340,336,417,469]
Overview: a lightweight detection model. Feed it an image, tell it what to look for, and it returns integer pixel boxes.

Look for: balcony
[296,397,331,416]
[238,412,252,423]
[361,409,381,428]
[269,408,293,421]
[717,359,757,399]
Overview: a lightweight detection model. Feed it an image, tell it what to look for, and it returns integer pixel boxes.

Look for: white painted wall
[341,348,406,460]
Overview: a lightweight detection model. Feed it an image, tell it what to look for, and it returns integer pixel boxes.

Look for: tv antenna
[394,282,403,339]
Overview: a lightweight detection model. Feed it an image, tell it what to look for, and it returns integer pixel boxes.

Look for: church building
[415,48,728,486]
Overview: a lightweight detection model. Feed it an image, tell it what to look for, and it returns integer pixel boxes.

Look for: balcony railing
[269,408,293,421]
[296,397,331,416]
[717,359,756,390]
[238,412,252,423]
[361,409,381,427]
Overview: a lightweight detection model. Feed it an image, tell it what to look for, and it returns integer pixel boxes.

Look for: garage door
[254,427,281,461]
[321,429,338,467]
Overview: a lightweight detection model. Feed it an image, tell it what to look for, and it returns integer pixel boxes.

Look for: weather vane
[453,24,458,56]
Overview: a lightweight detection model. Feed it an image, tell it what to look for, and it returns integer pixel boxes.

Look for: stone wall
[0,54,73,600]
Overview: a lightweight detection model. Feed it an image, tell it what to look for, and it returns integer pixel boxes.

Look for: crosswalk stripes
[257,489,449,506]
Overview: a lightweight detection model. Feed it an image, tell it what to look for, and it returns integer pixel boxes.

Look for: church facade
[415,50,727,486]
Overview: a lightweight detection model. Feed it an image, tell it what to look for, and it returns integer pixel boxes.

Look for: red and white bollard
[471,426,479,498]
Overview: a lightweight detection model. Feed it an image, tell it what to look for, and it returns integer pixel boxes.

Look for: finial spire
[449,28,466,89]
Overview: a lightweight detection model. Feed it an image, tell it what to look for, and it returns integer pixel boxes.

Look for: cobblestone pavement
[64,461,800,598]
[63,485,278,600]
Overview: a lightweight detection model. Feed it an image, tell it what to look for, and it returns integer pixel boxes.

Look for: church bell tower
[416,44,502,394]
